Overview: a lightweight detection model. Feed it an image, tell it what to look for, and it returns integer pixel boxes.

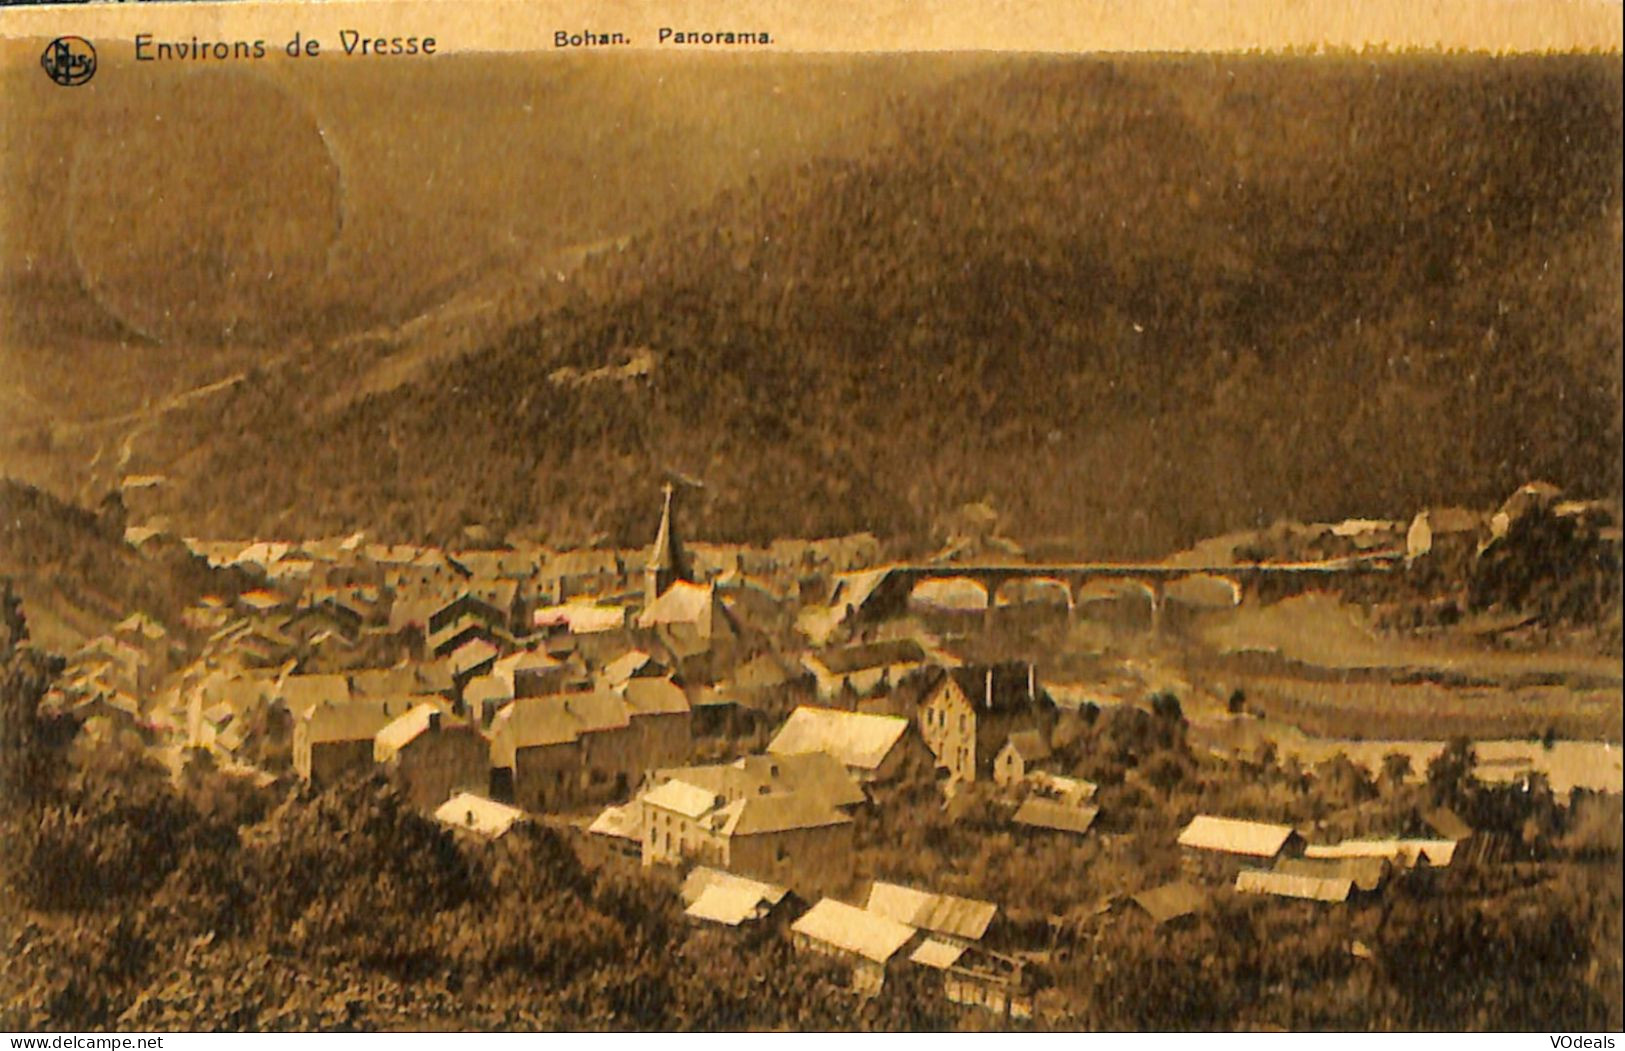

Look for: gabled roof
[434,792,525,839]
[687,884,777,927]
[280,674,352,717]
[1178,815,1297,857]
[767,706,910,772]
[1275,856,1388,893]
[450,638,500,676]
[302,697,420,744]
[680,866,789,908]
[1002,729,1052,763]
[622,677,691,717]
[810,639,926,676]
[732,752,868,809]
[711,793,852,837]
[637,581,713,628]
[587,802,642,842]
[727,652,802,691]
[791,898,916,964]
[864,882,997,942]
[563,690,632,733]
[463,674,515,710]
[532,602,626,634]
[1130,882,1208,925]
[1235,869,1353,903]
[1013,798,1100,836]
[1303,838,1458,868]
[681,868,789,926]
[348,666,421,697]
[374,703,454,762]
[642,778,720,819]
[602,649,660,687]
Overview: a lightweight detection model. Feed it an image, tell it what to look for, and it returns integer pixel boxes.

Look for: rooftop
[767,706,910,771]
[1177,815,1298,857]
[791,898,916,965]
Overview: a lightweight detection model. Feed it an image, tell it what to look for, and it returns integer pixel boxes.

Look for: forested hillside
[89,55,1625,552]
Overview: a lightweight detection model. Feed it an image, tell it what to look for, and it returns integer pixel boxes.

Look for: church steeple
[645,482,692,605]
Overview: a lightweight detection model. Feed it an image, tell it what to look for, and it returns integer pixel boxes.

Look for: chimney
[428,710,442,733]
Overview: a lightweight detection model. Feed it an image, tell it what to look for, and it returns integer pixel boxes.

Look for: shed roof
[791,899,916,964]
[1178,815,1297,857]
[767,706,909,771]
[1235,869,1353,903]
[1013,798,1100,836]
[910,938,969,970]
[864,882,997,942]
[1130,882,1208,925]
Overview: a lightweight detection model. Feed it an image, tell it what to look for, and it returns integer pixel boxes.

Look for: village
[30,478,1624,1023]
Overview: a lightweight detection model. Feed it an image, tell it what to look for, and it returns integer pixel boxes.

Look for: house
[620,677,694,771]
[374,703,487,810]
[638,776,856,894]
[640,778,724,867]
[864,881,997,947]
[993,730,1054,788]
[790,898,917,996]
[531,601,631,663]
[917,664,1052,784]
[767,706,923,784]
[717,651,814,713]
[487,690,648,810]
[1128,882,1208,927]
[1235,869,1354,903]
[449,638,501,694]
[1177,815,1305,879]
[1012,798,1100,838]
[294,695,422,785]
[497,648,578,697]
[909,940,1034,1019]
[802,639,930,702]
[434,792,526,839]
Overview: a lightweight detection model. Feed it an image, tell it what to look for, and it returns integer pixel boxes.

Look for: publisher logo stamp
[41,36,96,86]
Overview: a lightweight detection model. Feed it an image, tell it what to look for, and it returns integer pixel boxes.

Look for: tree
[1426,736,1478,807]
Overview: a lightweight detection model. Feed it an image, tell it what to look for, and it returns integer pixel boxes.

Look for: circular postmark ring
[42,36,97,87]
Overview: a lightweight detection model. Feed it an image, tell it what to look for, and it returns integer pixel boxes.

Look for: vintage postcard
[0,0,1621,1035]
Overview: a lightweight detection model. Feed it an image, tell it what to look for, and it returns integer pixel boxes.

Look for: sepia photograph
[0,1,1621,1033]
